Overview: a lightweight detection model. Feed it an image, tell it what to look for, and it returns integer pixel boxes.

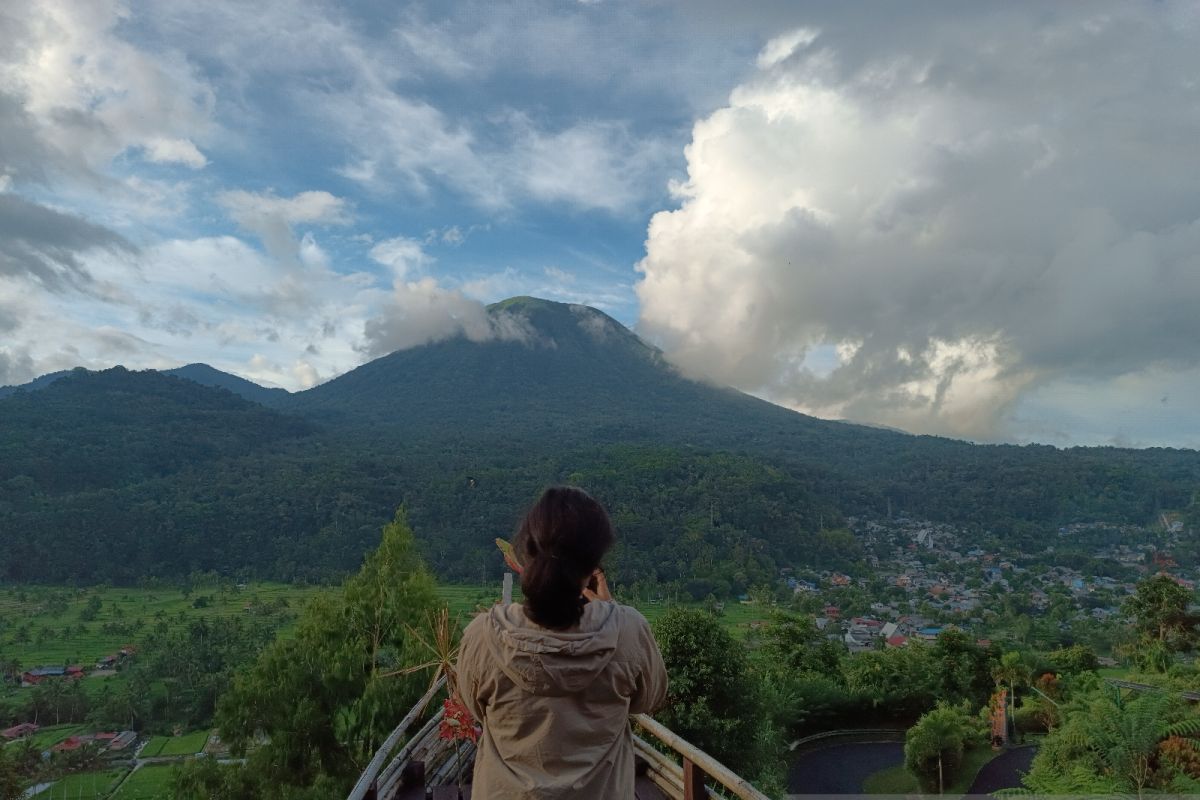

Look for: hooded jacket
[457,600,668,799]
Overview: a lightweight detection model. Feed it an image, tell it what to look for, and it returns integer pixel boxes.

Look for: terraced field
[0,583,328,667]
[110,764,178,800]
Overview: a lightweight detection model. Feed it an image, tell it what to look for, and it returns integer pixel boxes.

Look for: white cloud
[361,277,531,356]
[637,3,1200,441]
[141,137,208,168]
[756,28,818,69]
[1,0,216,180]
[218,189,351,265]
[369,237,431,280]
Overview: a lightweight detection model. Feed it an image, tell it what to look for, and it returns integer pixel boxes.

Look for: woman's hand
[582,568,612,603]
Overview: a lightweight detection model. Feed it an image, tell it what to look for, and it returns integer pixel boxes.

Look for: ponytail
[515,487,614,630]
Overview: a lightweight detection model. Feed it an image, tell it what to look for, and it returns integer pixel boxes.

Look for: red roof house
[1,723,38,740]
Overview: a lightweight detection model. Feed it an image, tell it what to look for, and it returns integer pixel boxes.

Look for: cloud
[637,2,1200,440]
[1,0,216,181]
[504,117,672,213]
[141,137,207,168]
[0,347,35,386]
[0,193,135,292]
[361,278,530,357]
[218,189,351,264]
[369,237,431,280]
[756,28,818,69]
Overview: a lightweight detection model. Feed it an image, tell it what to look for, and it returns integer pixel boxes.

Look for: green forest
[2,298,1198,591]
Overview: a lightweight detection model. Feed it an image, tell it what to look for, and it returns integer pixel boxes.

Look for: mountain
[0,368,77,398]
[1,296,1198,586]
[163,363,290,404]
[0,362,288,404]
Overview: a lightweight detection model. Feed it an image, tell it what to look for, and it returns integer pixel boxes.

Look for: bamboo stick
[348,676,447,800]
[632,714,770,800]
[633,734,684,782]
[377,710,445,797]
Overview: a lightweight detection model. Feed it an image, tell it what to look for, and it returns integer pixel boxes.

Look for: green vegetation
[3,299,1199,594]
[862,762,920,793]
[206,511,441,798]
[903,702,984,793]
[0,583,325,667]
[153,732,209,757]
[110,764,179,799]
[1121,573,1200,671]
[653,608,783,794]
[40,769,127,800]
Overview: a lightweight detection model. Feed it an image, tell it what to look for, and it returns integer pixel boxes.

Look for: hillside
[1,297,1198,586]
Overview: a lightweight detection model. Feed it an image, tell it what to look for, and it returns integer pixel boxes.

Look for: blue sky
[2,1,1199,448]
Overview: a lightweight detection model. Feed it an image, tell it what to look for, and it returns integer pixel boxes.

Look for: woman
[457,486,668,799]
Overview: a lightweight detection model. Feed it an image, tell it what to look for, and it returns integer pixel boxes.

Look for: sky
[1,0,1198,448]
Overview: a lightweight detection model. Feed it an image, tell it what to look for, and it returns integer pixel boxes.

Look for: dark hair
[515,486,615,630]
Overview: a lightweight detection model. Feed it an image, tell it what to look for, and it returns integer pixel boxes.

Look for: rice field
[0,583,329,667]
[110,764,178,800]
[37,769,128,800]
[1,580,770,677]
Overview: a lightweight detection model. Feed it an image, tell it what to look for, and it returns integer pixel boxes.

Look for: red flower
[439,696,480,743]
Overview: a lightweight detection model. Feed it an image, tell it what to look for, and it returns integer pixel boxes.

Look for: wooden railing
[632,714,771,800]
[347,675,446,800]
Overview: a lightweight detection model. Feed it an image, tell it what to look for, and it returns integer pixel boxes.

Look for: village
[777,514,1193,657]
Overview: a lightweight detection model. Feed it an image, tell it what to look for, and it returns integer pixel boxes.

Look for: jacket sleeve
[628,611,669,715]
[456,614,487,723]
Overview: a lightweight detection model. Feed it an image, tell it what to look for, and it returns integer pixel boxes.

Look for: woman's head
[515,486,615,629]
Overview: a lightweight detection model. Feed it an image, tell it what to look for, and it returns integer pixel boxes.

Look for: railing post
[683,757,707,800]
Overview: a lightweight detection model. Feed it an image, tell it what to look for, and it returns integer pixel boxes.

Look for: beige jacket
[457,600,668,799]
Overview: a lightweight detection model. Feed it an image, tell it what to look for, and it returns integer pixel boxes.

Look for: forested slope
[1,297,1197,587]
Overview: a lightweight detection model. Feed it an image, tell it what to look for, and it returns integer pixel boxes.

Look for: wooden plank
[633,715,768,800]
[683,758,707,800]
[636,774,672,800]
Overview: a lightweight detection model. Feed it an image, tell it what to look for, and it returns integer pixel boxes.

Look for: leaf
[495,538,523,574]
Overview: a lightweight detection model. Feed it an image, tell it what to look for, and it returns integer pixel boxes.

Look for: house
[20,666,66,687]
[109,731,137,751]
[65,665,85,678]
[844,631,874,653]
[96,655,118,669]
[823,605,841,620]
[880,622,899,639]
[917,626,943,642]
[1,723,38,740]
[886,635,909,648]
[830,574,851,587]
[52,736,88,753]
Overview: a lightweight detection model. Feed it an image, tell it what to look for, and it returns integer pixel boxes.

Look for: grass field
[39,769,128,800]
[436,583,772,639]
[862,763,919,793]
[2,580,770,679]
[861,746,1000,795]
[0,583,329,667]
[155,731,209,756]
[110,764,178,799]
[24,724,84,750]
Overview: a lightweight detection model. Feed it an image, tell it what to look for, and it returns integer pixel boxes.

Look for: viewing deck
[348,678,765,800]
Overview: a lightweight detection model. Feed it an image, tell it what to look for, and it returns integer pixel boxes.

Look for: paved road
[788,742,904,794]
[967,746,1037,794]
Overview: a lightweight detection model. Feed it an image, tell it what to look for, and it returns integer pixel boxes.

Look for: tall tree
[1123,575,1200,671]
[653,608,780,787]
[216,510,441,795]
[904,703,978,794]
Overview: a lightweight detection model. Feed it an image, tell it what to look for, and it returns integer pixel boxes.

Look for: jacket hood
[480,600,620,695]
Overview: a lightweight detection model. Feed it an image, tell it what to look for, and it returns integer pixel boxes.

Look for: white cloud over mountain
[637,2,1200,441]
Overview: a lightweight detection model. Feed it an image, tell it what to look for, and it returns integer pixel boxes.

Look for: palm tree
[905,704,970,793]
[993,651,1030,743]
